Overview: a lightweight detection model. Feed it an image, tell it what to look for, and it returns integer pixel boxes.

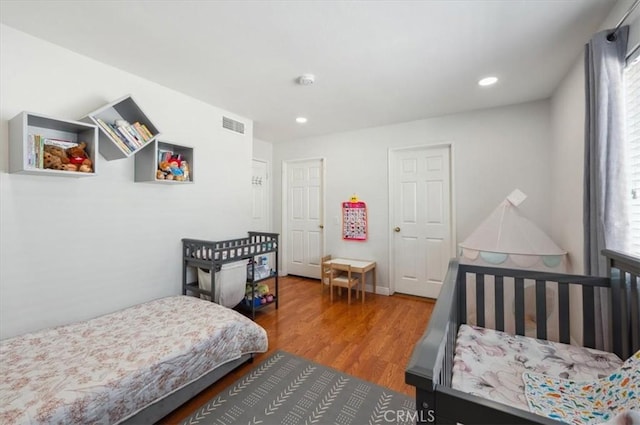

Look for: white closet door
[284,158,324,278]
[390,145,453,299]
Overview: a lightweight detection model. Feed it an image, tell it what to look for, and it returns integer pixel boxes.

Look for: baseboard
[364,284,390,296]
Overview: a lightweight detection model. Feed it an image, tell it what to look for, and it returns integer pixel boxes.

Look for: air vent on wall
[222,116,245,134]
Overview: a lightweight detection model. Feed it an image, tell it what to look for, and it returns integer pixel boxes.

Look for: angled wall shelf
[134,140,194,184]
[82,95,160,161]
[8,111,99,177]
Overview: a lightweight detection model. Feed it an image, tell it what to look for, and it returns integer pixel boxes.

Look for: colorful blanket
[523,351,639,424]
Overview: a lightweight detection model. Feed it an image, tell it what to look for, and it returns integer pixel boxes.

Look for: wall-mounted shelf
[82,95,160,161]
[8,111,98,177]
[134,140,194,184]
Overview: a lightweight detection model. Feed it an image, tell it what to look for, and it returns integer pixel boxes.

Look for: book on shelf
[27,134,41,168]
[112,125,138,152]
[116,125,142,149]
[43,138,77,149]
[27,135,80,169]
[38,135,43,168]
[105,123,133,152]
[40,137,45,168]
[127,124,146,144]
[125,125,146,146]
[27,134,36,168]
[133,122,153,140]
[158,149,173,164]
[95,117,132,154]
[94,117,155,155]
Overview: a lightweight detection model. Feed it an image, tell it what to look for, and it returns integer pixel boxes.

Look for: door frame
[387,143,457,295]
[281,157,326,277]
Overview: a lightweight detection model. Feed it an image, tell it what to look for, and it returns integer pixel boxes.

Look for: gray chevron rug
[181,350,416,425]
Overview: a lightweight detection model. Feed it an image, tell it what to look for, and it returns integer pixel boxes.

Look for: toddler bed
[0,295,268,425]
[406,249,639,424]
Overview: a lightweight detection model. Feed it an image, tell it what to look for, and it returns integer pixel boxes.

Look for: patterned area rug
[181,350,416,425]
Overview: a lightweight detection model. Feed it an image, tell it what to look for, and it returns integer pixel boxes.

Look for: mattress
[0,295,268,425]
[451,324,623,411]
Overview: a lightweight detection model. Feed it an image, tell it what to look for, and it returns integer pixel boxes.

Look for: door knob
[319,224,324,229]
[394,226,401,232]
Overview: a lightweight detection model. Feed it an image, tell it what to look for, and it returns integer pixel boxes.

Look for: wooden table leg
[373,266,376,297]
[361,270,366,302]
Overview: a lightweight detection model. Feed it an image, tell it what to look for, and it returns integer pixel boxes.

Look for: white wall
[0,25,254,339]
[253,137,273,165]
[273,100,553,291]
[549,59,586,273]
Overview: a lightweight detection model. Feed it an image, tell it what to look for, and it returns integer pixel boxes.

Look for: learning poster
[342,200,367,241]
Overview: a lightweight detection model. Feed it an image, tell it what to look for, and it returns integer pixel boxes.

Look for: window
[625,55,640,255]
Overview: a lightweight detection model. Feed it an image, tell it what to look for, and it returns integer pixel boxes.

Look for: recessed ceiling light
[478,76,499,86]
[296,117,308,124]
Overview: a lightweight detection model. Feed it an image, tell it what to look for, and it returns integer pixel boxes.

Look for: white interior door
[285,159,324,278]
[251,159,269,232]
[390,145,453,298]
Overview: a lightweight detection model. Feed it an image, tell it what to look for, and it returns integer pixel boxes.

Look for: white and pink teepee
[459,190,569,343]
[459,189,567,272]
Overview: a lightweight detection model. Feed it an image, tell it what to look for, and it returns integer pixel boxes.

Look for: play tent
[459,190,569,342]
[459,189,567,272]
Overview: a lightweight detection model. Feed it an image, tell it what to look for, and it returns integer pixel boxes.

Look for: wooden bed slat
[631,272,639,354]
[535,280,547,340]
[612,269,628,360]
[476,274,485,328]
[494,275,505,331]
[459,272,467,325]
[582,285,596,349]
[558,282,571,344]
[514,277,525,336]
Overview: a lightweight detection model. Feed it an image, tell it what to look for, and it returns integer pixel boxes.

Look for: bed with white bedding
[0,295,268,425]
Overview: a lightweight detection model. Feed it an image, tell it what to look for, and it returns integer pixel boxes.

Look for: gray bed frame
[121,353,253,424]
[406,249,640,424]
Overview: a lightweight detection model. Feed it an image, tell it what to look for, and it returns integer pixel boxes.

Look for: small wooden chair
[329,263,361,304]
[321,254,343,295]
[321,254,332,293]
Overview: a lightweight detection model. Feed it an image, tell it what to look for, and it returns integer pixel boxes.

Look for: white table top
[323,258,375,269]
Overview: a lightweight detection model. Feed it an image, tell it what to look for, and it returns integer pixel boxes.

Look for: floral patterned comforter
[451,324,623,411]
[0,296,268,425]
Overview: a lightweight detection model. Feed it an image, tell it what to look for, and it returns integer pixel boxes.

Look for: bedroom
[0,0,638,424]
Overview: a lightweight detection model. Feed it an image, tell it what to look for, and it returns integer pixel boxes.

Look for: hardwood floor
[159,275,435,424]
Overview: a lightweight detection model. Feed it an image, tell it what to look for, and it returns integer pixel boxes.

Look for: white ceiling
[0,0,616,143]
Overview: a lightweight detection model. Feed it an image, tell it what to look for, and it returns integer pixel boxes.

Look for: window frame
[624,51,640,255]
